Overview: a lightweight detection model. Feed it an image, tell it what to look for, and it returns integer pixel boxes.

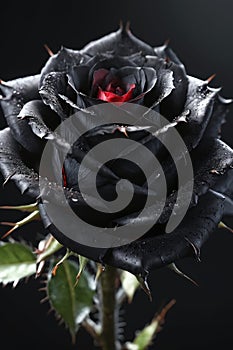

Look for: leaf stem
[99,265,117,350]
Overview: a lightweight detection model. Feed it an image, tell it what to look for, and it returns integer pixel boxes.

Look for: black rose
[0,25,232,279]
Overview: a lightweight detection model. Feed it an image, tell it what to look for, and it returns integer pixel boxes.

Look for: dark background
[0,0,233,349]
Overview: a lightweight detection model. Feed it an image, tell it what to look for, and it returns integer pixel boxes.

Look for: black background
[0,0,233,349]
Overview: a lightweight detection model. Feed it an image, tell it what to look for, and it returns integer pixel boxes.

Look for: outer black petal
[39,72,72,119]
[40,47,87,85]
[154,43,185,67]
[0,128,39,197]
[0,128,94,214]
[18,100,60,138]
[0,75,43,153]
[191,138,233,196]
[213,169,233,198]
[203,95,232,139]
[103,190,225,276]
[212,169,233,216]
[81,26,155,57]
[111,137,233,227]
[157,137,233,223]
[141,55,187,115]
[177,77,220,150]
[160,61,188,119]
[39,203,107,261]
[40,190,224,276]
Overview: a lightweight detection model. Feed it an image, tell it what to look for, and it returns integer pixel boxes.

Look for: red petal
[97,84,136,103]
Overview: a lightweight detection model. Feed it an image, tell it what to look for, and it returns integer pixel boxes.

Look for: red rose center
[93,69,135,103]
[97,82,135,103]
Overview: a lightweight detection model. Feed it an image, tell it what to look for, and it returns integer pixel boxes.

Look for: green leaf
[47,259,95,341]
[120,270,140,303]
[0,242,36,285]
[133,319,159,350]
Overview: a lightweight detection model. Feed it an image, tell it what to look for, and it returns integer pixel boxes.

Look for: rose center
[92,69,135,103]
[97,83,135,103]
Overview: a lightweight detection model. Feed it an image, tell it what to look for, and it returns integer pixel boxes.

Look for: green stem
[100,265,117,350]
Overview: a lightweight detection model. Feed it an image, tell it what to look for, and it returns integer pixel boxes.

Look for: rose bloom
[0,25,232,278]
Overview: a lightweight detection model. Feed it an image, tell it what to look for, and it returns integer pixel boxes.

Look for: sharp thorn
[185,237,201,262]
[169,263,199,287]
[1,224,19,239]
[52,265,58,276]
[3,171,16,186]
[40,296,49,304]
[207,73,216,84]
[0,221,16,227]
[137,275,152,302]
[52,249,70,276]
[44,44,54,57]
[74,271,82,287]
[1,210,40,239]
[94,263,105,283]
[218,221,233,234]
[0,202,38,213]
[117,125,129,137]
[36,261,45,277]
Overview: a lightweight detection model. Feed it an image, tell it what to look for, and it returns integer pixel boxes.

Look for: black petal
[212,169,233,216]
[110,137,233,227]
[158,137,233,223]
[141,56,188,114]
[154,43,185,67]
[103,190,225,276]
[40,47,86,85]
[68,55,137,96]
[203,95,232,139]
[40,189,225,275]
[160,61,188,119]
[177,77,220,150]
[0,75,42,153]
[39,203,107,262]
[191,138,233,196]
[0,128,39,197]
[18,100,60,139]
[147,68,174,109]
[81,25,155,57]
[39,72,71,119]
